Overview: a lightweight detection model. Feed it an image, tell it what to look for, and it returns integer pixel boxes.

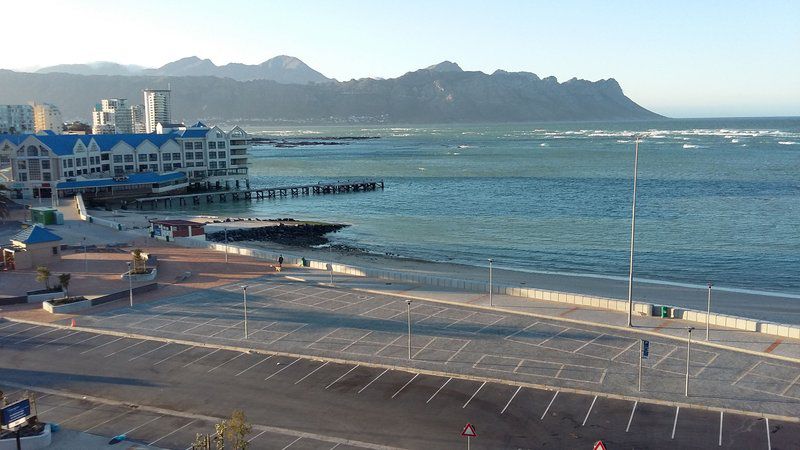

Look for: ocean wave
[683,144,700,149]
[778,141,797,145]
[539,143,548,147]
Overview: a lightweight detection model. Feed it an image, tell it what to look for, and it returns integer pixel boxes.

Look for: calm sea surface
[186,118,800,295]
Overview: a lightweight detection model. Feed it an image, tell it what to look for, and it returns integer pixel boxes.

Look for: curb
[5,317,799,425]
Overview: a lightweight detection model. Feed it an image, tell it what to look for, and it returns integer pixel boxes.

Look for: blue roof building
[10,225,63,245]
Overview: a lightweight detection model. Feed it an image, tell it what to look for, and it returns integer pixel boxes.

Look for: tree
[36,266,51,290]
[0,184,10,220]
[131,249,146,274]
[191,410,252,450]
[58,273,71,298]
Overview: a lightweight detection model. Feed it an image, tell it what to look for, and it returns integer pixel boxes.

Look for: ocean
[184,117,800,296]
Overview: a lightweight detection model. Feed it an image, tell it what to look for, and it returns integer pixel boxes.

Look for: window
[114,166,124,175]
[68,171,74,177]
[162,153,171,161]
[184,142,193,150]
[27,146,38,156]
[17,161,26,170]
[101,153,109,161]
[193,142,204,150]
[194,152,203,159]
[149,154,158,161]
[208,151,217,159]
[138,153,147,162]
[209,161,218,169]
[124,164,134,171]
[173,163,182,168]
[19,173,27,181]
[41,160,50,170]
[185,152,194,160]
[52,246,58,255]
[102,164,110,172]
[113,155,122,163]
[172,152,181,160]
[163,163,172,171]
[219,161,226,169]
[186,162,195,167]
[40,148,49,156]
[82,158,87,166]
[194,170,205,178]
[67,159,74,167]
[195,161,204,167]
[218,141,226,149]
[124,154,133,163]
[43,173,51,181]
[75,158,82,167]
[150,164,159,171]
[218,151,226,159]
[138,164,148,172]
[208,141,216,150]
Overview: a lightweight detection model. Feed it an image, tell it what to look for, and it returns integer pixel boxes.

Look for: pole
[685,327,693,397]
[83,237,87,273]
[627,137,640,327]
[224,227,228,263]
[406,300,412,360]
[242,285,248,339]
[467,436,470,450]
[638,339,643,392]
[127,262,133,307]
[329,244,334,286]
[488,258,494,307]
[706,282,712,341]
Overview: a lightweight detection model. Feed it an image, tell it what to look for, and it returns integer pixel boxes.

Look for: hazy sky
[4,0,799,117]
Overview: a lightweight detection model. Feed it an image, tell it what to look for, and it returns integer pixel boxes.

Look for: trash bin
[660,305,669,318]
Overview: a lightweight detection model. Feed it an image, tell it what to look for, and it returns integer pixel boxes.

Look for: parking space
[733,360,800,401]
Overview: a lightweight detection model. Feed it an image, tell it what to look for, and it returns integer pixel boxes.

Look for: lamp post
[685,326,694,397]
[224,226,229,263]
[242,285,248,339]
[329,244,334,286]
[627,137,641,327]
[406,300,412,360]
[83,237,87,273]
[488,258,494,307]
[126,262,133,307]
[706,282,713,341]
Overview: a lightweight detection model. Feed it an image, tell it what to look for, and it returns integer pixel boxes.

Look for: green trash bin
[660,305,669,318]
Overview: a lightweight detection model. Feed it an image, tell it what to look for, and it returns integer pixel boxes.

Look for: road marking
[357,369,389,394]
[306,329,339,348]
[128,343,170,361]
[295,361,328,384]
[427,378,452,403]
[340,331,373,352]
[235,355,273,377]
[501,386,522,415]
[626,401,638,432]
[764,339,782,354]
[79,336,123,354]
[123,414,162,435]
[558,307,579,317]
[612,341,638,361]
[153,346,195,366]
[718,411,723,447]
[247,429,267,443]
[0,321,21,331]
[671,406,680,439]
[208,353,245,373]
[329,444,340,450]
[732,362,760,385]
[33,331,80,348]
[474,316,506,334]
[325,365,360,390]
[59,405,101,425]
[105,340,146,357]
[0,325,40,342]
[781,372,800,396]
[445,340,471,364]
[265,358,301,380]
[538,327,569,346]
[540,391,559,420]
[83,409,131,432]
[392,374,420,399]
[463,381,486,408]
[694,352,718,378]
[14,328,59,344]
[573,333,604,354]
[282,436,303,449]
[150,419,196,446]
[411,337,436,359]
[765,417,771,450]
[582,395,598,426]
[652,346,679,369]
[181,348,219,368]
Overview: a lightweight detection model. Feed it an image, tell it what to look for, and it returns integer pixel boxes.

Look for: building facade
[0,105,34,134]
[92,98,136,134]
[1,122,250,199]
[33,103,63,133]
[143,89,171,133]
[130,104,146,133]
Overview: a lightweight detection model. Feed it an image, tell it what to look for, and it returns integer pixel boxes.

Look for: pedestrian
[278,254,284,268]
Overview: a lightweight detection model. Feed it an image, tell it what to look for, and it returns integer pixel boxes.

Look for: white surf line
[392,374,420,399]
[265,358,301,380]
[582,395,598,426]
[104,340,146,357]
[295,361,328,384]
[79,336,123,354]
[626,401,638,432]
[325,365,360,390]
[128,342,171,362]
[153,346,194,366]
[357,369,389,394]
[462,381,486,408]
[671,406,680,439]
[208,352,245,373]
[181,348,219,368]
[149,419,196,446]
[540,391,559,420]
[33,330,80,348]
[765,417,771,450]
[501,386,522,415]
[235,355,273,377]
[718,411,724,447]
[281,436,303,449]
[426,378,452,403]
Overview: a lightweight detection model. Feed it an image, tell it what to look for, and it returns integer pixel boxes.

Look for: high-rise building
[0,105,34,134]
[92,98,133,134]
[130,104,146,133]
[32,103,63,133]
[143,89,172,133]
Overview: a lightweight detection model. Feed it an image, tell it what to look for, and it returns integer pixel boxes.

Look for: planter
[43,297,91,314]
[0,424,51,450]
[26,288,66,303]
[120,267,157,282]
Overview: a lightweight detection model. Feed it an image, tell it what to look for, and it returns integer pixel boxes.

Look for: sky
[3,0,799,118]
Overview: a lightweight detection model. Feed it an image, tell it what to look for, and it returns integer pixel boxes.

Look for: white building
[33,103,63,133]
[92,98,135,134]
[0,105,34,134]
[143,89,172,133]
[130,104,146,133]
[1,122,250,200]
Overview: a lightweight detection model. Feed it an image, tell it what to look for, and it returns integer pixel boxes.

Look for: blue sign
[1,399,31,428]
[642,340,650,359]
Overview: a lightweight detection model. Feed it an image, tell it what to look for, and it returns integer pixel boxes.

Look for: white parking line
[612,341,638,361]
[14,328,59,345]
[325,365,360,390]
[732,362,760,386]
[281,436,303,449]
[411,337,436,359]
[58,334,101,351]
[501,386,522,415]
[80,337,123,354]
[0,322,20,331]
[329,443,340,450]
[182,318,217,334]
[780,372,800,396]
[265,358,301,380]
[208,353,245,373]
[444,311,478,329]
[357,369,389,394]
[105,340,146,357]
[574,334,604,354]
[340,331,373,352]
[426,378,452,404]
[123,415,162,435]
[539,327,570,346]
[83,409,131,432]
[446,340,471,364]
[295,362,328,384]
[718,411,723,447]
[765,417,771,450]
[582,396,598,426]
[392,374,419,399]
[540,391,559,420]
[129,343,171,362]
[182,348,219,368]
[306,329,339,349]
[235,355,273,377]
[652,346,678,369]
[671,406,680,439]
[247,429,267,443]
[152,346,194,366]
[462,381,486,408]
[33,331,80,348]
[59,405,100,425]
[626,401,638,432]
[149,419,196,446]
[474,316,506,334]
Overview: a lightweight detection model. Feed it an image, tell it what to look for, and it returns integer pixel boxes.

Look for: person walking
[278,254,284,268]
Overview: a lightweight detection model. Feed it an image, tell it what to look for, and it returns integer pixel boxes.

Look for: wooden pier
[133,179,384,209]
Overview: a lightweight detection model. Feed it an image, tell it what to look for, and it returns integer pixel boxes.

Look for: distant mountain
[1,61,662,123]
[35,56,331,85]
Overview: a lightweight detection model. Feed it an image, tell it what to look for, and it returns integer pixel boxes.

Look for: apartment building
[33,103,63,133]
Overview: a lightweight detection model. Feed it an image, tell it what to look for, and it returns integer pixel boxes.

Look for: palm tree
[131,249,146,274]
[36,266,51,290]
[58,273,71,298]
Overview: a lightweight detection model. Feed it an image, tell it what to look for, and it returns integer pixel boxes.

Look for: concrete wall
[75,194,124,231]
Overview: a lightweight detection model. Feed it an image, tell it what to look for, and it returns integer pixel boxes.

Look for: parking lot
[1,320,799,449]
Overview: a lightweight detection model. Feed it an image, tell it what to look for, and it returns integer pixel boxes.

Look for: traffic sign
[593,440,607,450]
[461,423,477,437]
[1,399,31,429]
[642,339,650,359]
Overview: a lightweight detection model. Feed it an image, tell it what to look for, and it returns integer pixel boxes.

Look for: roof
[56,171,186,190]
[11,225,62,245]
[177,129,210,138]
[150,219,205,227]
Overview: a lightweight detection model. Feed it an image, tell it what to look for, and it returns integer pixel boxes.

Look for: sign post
[461,423,477,450]
[639,339,649,391]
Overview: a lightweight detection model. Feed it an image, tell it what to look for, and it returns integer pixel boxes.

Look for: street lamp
[706,282,713,341]
[406,300,412,360]
[488,258,494,307]
[627,136,641,327]
[83,237,88,273]
[329,244,334,286]
[126,262,133,307]
[242,285,248,339]
[685,326,694,397]
[224,226,229,263]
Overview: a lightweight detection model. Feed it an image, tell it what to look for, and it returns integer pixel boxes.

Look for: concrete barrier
[75,194,124,231]
[0,423,51,450]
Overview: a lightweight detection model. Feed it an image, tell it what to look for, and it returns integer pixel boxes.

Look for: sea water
[187,117,800,296]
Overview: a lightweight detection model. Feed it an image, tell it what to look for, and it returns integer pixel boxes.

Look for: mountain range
[1,57,662,124]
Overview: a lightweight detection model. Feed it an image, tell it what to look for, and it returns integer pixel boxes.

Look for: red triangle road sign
[593,441,607,450]
[461,423,477,437]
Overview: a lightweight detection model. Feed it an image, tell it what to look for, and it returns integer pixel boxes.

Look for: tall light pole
[224,226,229,263]
[627,136,641,327]
[242,285,248,339]
[685,326,694,397]
[83,237,88,273]
[329,244,334,286]
[706,282,713,341]
[406,300,412,360]
[488,258,494,307]
[126,262,133,307]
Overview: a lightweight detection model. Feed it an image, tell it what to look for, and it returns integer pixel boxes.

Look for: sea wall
[75,194,124,230]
